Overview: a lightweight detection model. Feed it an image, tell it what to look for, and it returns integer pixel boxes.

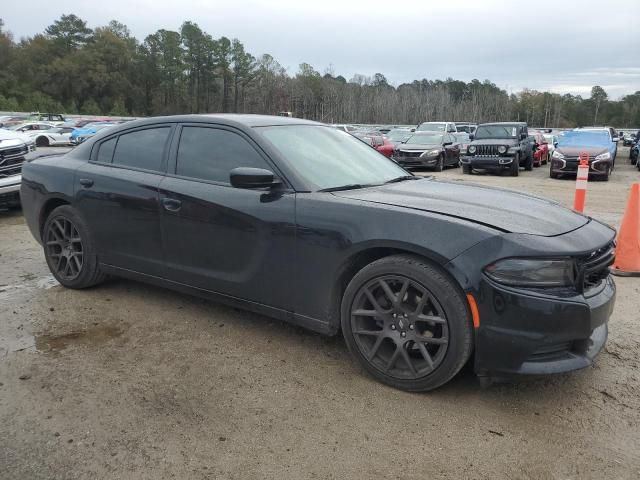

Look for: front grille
[578,242,615,291]
[0,165,21,178]
[396,150,423,158]
[0,145,28,161]
[475,145,499,156]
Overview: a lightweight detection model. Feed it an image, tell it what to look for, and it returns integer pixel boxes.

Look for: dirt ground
[1,146,639,479]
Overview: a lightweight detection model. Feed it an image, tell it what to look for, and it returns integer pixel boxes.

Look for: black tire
[434,154,444,172]
[510,155,519,176]
[43,205,106,289]
[341,254,473,392]
[550,169,559,179]
[462,164,471,174]
[525,153,533,171]
[36,136,49,147]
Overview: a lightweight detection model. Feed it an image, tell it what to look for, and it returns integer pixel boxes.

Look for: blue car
[70,123,116,144]
[550,131,615,180]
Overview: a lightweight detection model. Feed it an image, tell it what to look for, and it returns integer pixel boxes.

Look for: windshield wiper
[384,175,421,184]
[318,183,366,192]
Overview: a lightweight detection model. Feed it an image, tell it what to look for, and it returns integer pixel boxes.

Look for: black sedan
[20,115,616,391]
[392,132,461,171]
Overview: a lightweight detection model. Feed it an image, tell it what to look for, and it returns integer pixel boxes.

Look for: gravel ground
[1,146,639,479]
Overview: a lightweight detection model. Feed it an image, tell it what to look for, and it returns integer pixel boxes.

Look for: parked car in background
[529,132,550,167]
[29,113,66,125]
[0,135,29,209]
[0,115,28,128]
[353,131,394,157]
[622,133,636,146]
[575,127,618,161]
[0,125,37,152]
[543,133,559,156]
[32,126,75,147]
[70,123,116,144]
[451,132,471,155]
[454,122,477,134]
[19,114,617,391]
[332,124,357,134]
[385,128,413,147]
[630,142,638,166]
[7,122,57,134]
[416,122,457,133]
[550,130,614,180]
[460,122,533,176]
[393,132,460,171]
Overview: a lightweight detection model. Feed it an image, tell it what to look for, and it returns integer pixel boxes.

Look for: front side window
[259,125,407,191]
[176,126,269,184]
[112,127,170,172]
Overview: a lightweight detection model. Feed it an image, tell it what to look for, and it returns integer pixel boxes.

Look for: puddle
[35,325,124,353]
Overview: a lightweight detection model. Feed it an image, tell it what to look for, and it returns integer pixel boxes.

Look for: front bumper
[461,155,515,170]
[393,154,439,168]
[550,158,611,176]
[0,174,21,206]
[474,275,615,377]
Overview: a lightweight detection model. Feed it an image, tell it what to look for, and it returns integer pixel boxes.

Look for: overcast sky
[3,0,639,99]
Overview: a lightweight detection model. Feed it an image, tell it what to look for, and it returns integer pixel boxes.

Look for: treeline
[1,15,639,127]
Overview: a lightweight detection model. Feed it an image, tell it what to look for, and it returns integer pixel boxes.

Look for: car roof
[131,114,322,128]
[479,122,527,126]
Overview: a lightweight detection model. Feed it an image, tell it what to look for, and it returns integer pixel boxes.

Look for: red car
[530,132,550,167]
[353,132,394,157]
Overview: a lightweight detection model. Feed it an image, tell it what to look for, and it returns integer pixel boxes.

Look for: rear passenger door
[74,125,173,277]
[158,123,296,311]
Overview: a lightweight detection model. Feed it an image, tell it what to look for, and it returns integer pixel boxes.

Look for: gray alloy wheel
[341,255,473,391]
[43,206,106,289]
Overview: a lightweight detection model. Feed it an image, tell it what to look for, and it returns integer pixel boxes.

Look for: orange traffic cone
[611,183,640,277]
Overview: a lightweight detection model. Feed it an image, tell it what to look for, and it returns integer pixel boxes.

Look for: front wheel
[462,164,471,174]
[36,136,50,147]
[525,153,533,171]
[43,205,106,289]
[341,255,473,392]
[510,155,519,176]
[434,154,444,172]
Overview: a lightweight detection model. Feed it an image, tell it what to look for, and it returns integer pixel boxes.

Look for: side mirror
[230,167,280,189]
[468,133,474,140]
[554,141,558,146]
[520,132,527,140]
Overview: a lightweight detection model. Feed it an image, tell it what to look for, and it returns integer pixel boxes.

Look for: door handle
[79,178,94,188]
[161,198,182,212]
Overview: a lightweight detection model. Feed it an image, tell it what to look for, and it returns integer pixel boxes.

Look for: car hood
[556,145,609,156]
[333,178,589,236]
[0,129,30,144]
[396,143,441,151]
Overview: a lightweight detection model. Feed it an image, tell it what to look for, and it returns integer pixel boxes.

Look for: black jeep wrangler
[460,122,533,176]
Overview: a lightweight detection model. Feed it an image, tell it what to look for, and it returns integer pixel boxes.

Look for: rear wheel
[43,205,106,289]
[341,255,473,392]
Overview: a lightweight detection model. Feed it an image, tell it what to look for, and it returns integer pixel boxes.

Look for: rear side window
[97,137,117,163]
[176,126,269,184]
[112,127,170,172]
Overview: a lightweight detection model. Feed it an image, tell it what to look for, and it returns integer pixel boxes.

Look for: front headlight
[497,145,507,154]
[552,150,565,160]
[594,152,611,161]
[468,145,476,154]
[484,258,576,287]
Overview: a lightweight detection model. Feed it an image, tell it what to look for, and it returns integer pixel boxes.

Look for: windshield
[258,125,407,191]
[405,133,443,145]
[416,123,446,132]
[452,133,469,142]
[474,125,518,139]
[557,131,610,147]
